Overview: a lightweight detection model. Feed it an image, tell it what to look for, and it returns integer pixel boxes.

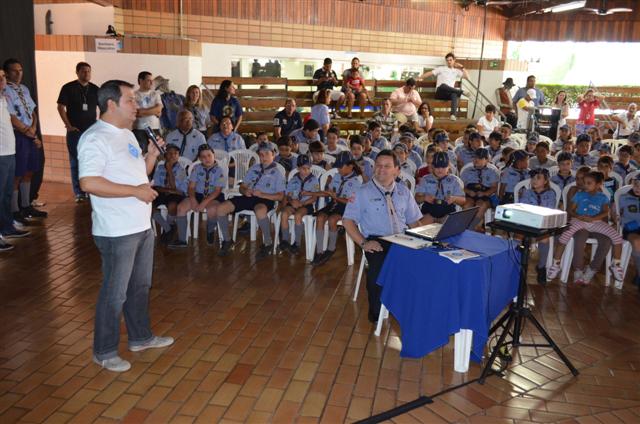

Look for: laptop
[405,207,479,241]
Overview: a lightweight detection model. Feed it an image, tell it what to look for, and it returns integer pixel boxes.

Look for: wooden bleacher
[598,86,640,111]
[201,76,473,138]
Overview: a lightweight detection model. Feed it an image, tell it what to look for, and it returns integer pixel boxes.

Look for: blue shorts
[14,132,40,177]
[230,195,275,212]
[195,192,225,203]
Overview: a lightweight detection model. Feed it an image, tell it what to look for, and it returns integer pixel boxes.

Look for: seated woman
[415,152,465,224]
[415,102,433,134]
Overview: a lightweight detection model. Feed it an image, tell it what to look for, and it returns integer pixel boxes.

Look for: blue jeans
[0,155,15,232]
[93,229,155,360]
[66,130,83,196]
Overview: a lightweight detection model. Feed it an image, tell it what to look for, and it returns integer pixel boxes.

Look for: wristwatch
[359,240,367,248]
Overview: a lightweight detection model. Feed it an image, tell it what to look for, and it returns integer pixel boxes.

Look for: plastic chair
[625,170,640,185]
[323,154,336,167]
[613,185,634,289]
[227,149,258,198]
[399,171,416,195]
[548,166,559,177]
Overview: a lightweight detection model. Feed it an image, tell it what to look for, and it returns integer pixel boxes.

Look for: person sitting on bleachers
[368,98,398,139]
[275,136,298,177]
[278,154,321,255]
[529,141,557,170]
[206,116,245,152]
[611,103,639,140]
[416,102,433,134]
[151,144,188,243]
[461,148,499,230]
[366,121,390,150]
[572,134,598,170]
[312,58,345,119]
[183,85,210,134]
[310,89,331,138]
[290,118,321,146]
[415,152,465,224]
[350,135,374,182]
[519,168,557,284]
[551,152,575,192]
[170,145,226,248]
[551,124,573,154]
[389,78,422,127]
[209,79,242,133]
[216,142,286,260]
[344,68,368,119]
[313,151,362,266]
[419,52,469,121]
[476,104,501,139]
[164,110,206,161]
[273,98,302,139]
[614,145,636,180]
[499,149,530,204]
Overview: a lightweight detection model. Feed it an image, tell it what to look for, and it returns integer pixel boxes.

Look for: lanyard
[372,179,402,234]
[179,129,192,156]
[435,177,446,199]
[165,162,177,189]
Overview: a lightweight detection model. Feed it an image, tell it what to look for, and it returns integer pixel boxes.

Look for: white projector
[494,203,567,229]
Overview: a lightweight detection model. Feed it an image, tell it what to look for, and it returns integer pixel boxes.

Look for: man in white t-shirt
[612,103,639,139]
[420,52,469,121]
[133,71,163,152]
[516,89,537,131]
[78,80,174,372]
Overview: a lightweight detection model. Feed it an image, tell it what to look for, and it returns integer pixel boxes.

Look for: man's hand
[134,183,158,203]
[24,127,36,138]
[362,240,384,253]
[66,125,80,132]
[33,138,42,149]
[147,136,165,159]
[424,194,435,203]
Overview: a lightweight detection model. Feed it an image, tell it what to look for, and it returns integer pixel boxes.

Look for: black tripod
[479,221,579,383]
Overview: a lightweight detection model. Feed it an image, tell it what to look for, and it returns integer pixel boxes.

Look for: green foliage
[536,84,589,106]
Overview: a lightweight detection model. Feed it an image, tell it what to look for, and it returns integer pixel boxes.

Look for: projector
[495,203,567,229]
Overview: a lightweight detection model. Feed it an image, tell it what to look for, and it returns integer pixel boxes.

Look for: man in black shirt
[57,62,98,202]
[273,98,302,139]
[312,58,345,118]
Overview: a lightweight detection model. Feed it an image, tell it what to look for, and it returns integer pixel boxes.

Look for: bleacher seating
[202,76,473,139]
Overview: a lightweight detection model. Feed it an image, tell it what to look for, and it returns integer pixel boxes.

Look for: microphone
[144,127,165,155]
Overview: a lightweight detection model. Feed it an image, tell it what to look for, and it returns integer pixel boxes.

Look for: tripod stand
[479,220,579,384]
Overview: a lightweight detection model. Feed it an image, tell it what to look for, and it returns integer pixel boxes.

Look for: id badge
[82,103,88,111]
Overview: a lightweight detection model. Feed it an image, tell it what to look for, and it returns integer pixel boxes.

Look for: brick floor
[1,182,639,423]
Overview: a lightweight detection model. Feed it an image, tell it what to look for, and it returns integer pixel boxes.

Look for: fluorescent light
[544,1,586,13]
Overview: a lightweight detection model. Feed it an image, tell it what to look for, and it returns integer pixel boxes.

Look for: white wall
[35,50,202,136]
[34,4,115,36]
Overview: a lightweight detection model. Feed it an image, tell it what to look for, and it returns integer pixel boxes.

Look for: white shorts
[313,90,344,103]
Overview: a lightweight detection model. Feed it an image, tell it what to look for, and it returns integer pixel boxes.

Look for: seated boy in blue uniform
[486,131,503,162]
[551,152,576,194]
[215,142,286,259]
[152,144,188,242]
[572,134,598,170]
[275,136,298,177]
[313,151,362,265]
[367,121,390,150]
[461,148,499,230]
[278,155,321,255]
[170,145,226,248]
[415,152,465,224]
[457,131,482,169]
[398,133,423,169]
[618,175,640,289]
[289,118,321,146]
[499,149,530,204]
[614,145,636,180]
[350,135,374,182]
[308,141,330,170]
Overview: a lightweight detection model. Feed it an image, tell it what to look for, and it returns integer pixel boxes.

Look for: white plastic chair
[510,133,527,149]
[273,166,327,261]
[399,171,416,195]
[613,185,634,289]
[323,154,336,167]
[625,170,640,185]
[298,143,309,155]
[227,149,258,198]
[548,166,559,177]
[559,182,613,285]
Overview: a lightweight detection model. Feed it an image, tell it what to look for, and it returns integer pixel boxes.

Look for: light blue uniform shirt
[4,83,36,126]
[371,136,389,150]
[571,153,598,170]
[343,180,422,237]
[353,156,375,180]
[189,163,226,195]
[244,162,286,194]
[551,173,575,191]
[415,174,464,200]
[289,128,320,145]
[408,150,423,168]
[154,161,188,195]
[286,173,320,203]
[460,165,500,189]
[520,188,556,208]
[614,161,636,180]
[500,166,529,193]
[619,192,640,230]
[457,147,477,167]
[165,128,206,161]
[206,131,246,152]
[328,172,361,199]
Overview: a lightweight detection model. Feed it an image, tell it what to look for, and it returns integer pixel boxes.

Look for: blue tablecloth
[377,230,520,362]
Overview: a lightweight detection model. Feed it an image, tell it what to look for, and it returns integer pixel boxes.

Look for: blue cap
[474,148,490,159]
[511,149,529,162]
[257,142,274,152]
[434,132,449,143]
[559,124,570,131]
[334,151,354,168]
[432,151,449,168]
[297,154,311,167]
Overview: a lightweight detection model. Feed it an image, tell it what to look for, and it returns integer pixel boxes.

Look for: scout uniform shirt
[500,166,530,195]
[571,153,598,170]
[4,82,36,127]
[244,162,286,194]
[460,164,500,191]
[551,173,576,191]
[619,190,640,232]
[165,128,206,161]
[327,171,361,202]
[206,131,246,152]
[154,161,188,195]
[286,173,320,204]
[190,162,226,195]
[520,188,556,209]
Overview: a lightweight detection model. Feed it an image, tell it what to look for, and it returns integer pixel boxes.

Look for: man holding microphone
[79,80,173,372]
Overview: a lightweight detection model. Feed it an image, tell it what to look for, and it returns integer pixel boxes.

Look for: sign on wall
[95,38,119,53]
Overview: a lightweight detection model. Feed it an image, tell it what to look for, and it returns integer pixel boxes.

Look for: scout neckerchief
[336,171,356,198]
[251,162,276,189]
[294,172,313,200]
[202,163,218,195]
[165,161,177,190]
[179,128,193,156]
[372,178,402,235]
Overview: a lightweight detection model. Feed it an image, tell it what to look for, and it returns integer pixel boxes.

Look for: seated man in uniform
[164,110,206,162]
[342,150,423,323]
[215,142,285,260]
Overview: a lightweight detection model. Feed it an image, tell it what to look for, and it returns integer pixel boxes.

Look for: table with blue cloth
[377,230,520,371]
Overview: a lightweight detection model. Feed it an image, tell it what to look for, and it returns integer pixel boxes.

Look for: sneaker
[92,355,131,372]
[218,240,234,257]
[129,336,174,352]
[13,212,29,226]
[206,231,215,246]
[1,228,30,238]
[614,279,623,290]
[582,267,596,285]
[311,251,325,265]
[256,244,273,260]
[278,240,290,254]
[159,229,173,244]
[12,220,26,230]
[75,195,84,203]
[450,114,457,121]
[547,262,561,280]
[22,206,47,218]
[315,249,335,265]
[168,240,188,249]
[289,243,300,255]
[0,240,14,252]
[536,266,547,285]
[610,263,624,282]
[573,268,585,285]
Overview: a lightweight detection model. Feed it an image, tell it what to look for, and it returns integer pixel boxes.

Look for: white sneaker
[547,262,561,280]
[129,335,174,352]
[93,355,131,372]
[450,114,457,121]
[610,263,624,282]
[614,279,623,290]
[573,268,584,285]
[582,267,597,285]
